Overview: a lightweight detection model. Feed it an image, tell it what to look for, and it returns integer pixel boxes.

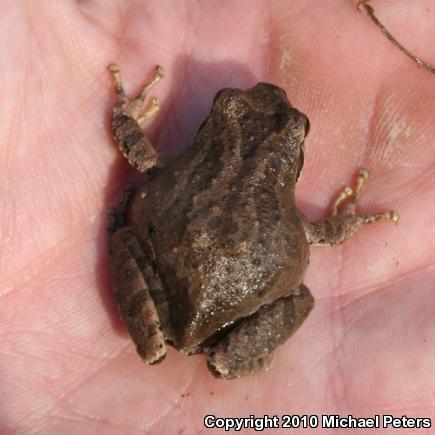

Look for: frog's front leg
[108,63,164,172]
[304,168,399,245]
[108,188,171,364]
[206,285,314,379]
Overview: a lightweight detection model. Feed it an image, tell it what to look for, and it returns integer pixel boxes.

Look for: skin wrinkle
[22,350,130,432]
[315,264,357,411]
[132,360,204,433]
[321,289,419,411]
[102,4,143,66]
[2,231,93,286]
[0,78,21,276]
[346,262,435,304]
[32,403,129,435]
[0,325,129,382]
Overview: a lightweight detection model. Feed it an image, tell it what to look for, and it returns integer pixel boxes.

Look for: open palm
[1,1,434,433]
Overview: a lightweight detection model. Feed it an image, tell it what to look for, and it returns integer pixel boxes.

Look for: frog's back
[131,83,310,351]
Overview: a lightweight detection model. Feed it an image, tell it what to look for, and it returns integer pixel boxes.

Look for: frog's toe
[207,348,273,380]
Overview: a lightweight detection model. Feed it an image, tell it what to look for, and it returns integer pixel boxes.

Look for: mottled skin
[108,64,398,379]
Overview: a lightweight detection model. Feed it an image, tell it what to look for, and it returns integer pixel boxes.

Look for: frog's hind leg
[304,168,399,245]
[108,63,164,173]
[206,285,314,379]
[108,187,170,364]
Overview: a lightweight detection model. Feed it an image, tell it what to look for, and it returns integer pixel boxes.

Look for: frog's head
[211,83,309,181]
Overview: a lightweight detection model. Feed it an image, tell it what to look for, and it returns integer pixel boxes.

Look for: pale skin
[1,1,434,433]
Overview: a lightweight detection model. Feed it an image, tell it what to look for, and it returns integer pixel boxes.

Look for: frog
[107,63,399,379]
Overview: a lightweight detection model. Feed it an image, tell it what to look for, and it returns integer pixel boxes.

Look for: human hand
[1,1,434,433]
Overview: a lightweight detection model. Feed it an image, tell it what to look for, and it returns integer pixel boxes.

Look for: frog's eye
[303,115,310,136]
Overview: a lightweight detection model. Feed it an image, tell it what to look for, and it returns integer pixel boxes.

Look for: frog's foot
[108,64,164,123]
[108,63,165,173]
[110,226,172,364]
[206,285,314,380]
[304,168,399,246]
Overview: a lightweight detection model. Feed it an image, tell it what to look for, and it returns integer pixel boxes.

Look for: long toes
[364,210,400,224]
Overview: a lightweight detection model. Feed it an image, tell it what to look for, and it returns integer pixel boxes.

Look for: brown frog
[107,64,399,379]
